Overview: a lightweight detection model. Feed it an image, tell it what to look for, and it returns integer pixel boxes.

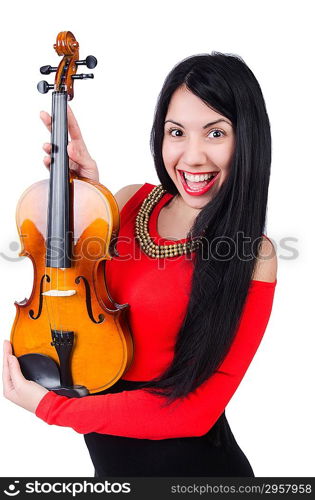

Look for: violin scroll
[37,31,97,100]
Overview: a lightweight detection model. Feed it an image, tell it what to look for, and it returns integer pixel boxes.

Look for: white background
[1,0,314,478]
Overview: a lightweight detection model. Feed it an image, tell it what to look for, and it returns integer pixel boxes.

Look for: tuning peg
[40,65,58,75]
[72,73,94,80]
[75,55,97,69]
[37,80,54,94]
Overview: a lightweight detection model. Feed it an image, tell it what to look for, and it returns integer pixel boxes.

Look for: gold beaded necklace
[135,184,202,258]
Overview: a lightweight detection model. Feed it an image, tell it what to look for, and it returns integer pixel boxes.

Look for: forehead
[166,85,224,123]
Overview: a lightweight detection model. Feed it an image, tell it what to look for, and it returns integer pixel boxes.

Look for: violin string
[61,91,68,337]
[50,95,57,338]
[42,221,54,339]
[42,266,53,343]
[65,94,69,337]
[62,93,68,337]
[43,92,56,342]
[51,93,59,338]
[57,93,62,336]
[44,80,72,371]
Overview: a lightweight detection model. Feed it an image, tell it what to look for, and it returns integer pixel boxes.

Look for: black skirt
[84,380,254,477]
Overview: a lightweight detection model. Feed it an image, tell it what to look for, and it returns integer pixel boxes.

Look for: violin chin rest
[17,353,90,398]
[18,353,61,389]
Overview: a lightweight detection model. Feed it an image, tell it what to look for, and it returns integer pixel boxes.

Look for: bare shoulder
[114,184,144,212]
[252,236,278,282]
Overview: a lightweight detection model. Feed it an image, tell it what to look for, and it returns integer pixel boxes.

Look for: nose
[181,136,208,167]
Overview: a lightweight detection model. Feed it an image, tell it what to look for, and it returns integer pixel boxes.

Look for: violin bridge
[42,290,77,297]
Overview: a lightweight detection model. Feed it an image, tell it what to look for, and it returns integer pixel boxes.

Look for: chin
[174,177,219,210]
[182,193,213,209]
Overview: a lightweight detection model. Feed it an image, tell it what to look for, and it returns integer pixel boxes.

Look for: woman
[3,52,277,477]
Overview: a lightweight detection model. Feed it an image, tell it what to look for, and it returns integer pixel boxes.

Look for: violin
[10,31,133,397]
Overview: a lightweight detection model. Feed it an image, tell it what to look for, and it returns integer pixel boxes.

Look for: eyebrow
[164,118,232,128]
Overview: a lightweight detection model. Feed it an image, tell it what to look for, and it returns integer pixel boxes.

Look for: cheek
[215,142,235,171]
[162,140,180,168]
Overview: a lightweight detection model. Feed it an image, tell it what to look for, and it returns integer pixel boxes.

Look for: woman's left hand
[3,340,49,413]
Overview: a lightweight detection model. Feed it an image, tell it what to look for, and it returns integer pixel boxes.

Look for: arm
[114,184,144,211]
[35,278,277,439]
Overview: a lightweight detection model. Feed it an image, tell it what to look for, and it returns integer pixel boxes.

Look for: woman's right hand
[40,105,100,182]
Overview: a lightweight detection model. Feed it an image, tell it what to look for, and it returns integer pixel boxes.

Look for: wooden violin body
[10,31,133,395]
[11,176,133,393]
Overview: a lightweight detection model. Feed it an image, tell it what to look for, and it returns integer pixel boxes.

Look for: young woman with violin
[3,52,277,477]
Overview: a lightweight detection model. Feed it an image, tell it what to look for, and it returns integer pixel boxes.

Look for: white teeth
[183,172,215,182]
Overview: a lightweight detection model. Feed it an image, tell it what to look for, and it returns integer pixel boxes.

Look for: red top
[105,183,196,380]
[35,183,277,440]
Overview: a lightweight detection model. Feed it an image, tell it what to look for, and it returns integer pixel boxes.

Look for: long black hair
[137,52,272,405]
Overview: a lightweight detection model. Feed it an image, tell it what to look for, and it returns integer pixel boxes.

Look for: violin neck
[45,91,72,268]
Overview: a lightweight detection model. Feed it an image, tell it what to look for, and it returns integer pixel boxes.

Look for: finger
[67,141,82,162]
[43,156,51,169]
[2,341,13,391]
[8,355,25,389]
[67,105,84,141]
[67,142,91,166]
[43,143,51,154]
[3,340,12,356]
[40,111,52,133]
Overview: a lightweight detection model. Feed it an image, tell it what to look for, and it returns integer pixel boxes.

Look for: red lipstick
[178,170,220,196]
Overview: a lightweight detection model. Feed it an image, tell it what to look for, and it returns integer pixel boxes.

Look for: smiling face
[162,85,235,210]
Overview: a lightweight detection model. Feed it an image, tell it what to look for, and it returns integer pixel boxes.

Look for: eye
[208,129,225,138]
[167,128,183,137]
[166,128,226,138]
